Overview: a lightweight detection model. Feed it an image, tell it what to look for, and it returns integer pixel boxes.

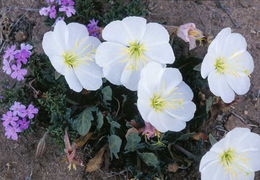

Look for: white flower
[137,62,196,132]
[200,128,260,180]
[201,27,254,103]
[95,16,175,91]
[42,20,103,92]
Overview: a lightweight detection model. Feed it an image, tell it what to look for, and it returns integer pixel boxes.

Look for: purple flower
[141,122,158,140]
[15,49,30,64]
[11,63,27,81]
[59,5,76,17]
[45,0,55,3]
[0,96,3,99]
[87,19,101,38]
[26,104,39,119]
[18,118,30,130]
[10,102,26,117]
[61,0,75,6]
[49,6,57,19]
[20,43,33,55]
[4,125,21,140]
[1,111,19,127]
[2,59,12,75]
[3,45,17,61]
[39,6,51,16]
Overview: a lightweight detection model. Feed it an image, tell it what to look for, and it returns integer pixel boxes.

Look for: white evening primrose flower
[137,62,196,132]
[199,128,260,180]
[95,16,175,91]
[42,20,103,92]
[201,27,254,103]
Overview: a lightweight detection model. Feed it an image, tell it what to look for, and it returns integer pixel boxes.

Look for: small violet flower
[26,104,39,119]
[2,59,12,75]
[49,5,57,19]
[20,43,33,55]
[18,118,30,130]
[15,49,30,64]
[87,19,101,38]
[61,0,75,6]
[11,63,27,81]
[3,45,17,61]
[39,6,51,16]
[1,111,18,127]
[59,5,76,17]
[10,102,26,117]
[4,125,21,140]
[177,23,204,50]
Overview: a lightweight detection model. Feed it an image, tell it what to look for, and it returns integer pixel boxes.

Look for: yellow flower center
[188,30,202,37]
[215,57,226,73]
[150,94,167,112]
[219,148,252,178]
[63,51,79,67]
[119,41,147,71]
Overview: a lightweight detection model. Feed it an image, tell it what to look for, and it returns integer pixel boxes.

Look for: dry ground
[0,0,259,179]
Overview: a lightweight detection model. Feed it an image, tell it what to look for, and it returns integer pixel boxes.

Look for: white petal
[245,151,260,171]
[199,151,219,172]
[102,20,132,45]
[53,20,69,50]
[42,32,64,56]
[137,99,151,121]
[147,111,168,132]
[74,62,103,91]
[160,113,187,132]
[201,164,228,180]
[48,55,66,75]
[120,65,142,91]
[165,101,196,121]
[103,61,126,85]
[141,23,170,45]
[209,27,231,54]
[222,33,247,57]
[67,22,89,50]
[95,42,127,67]
[122,16,147,42]
[208,71,235,103]
[160,68,183,93]
[229,51,254,75]
[145,42,175,64]
[64,68,83,92]
[139,62,164,94]
[201,53,216,79]
[225,74,250,95]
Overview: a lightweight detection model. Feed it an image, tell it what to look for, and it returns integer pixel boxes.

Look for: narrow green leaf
[96,111,104,130]
[193,63,201,72]
[209,133,217,146]
[101,86,112,106]
[125,133,141,152]
[138,152,159,168]
[108,135,122,159]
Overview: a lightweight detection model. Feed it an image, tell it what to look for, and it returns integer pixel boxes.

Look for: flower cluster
[39,0,76,19]
[1,102,38,140]
[2,44,32,81]
[86,19,101,38]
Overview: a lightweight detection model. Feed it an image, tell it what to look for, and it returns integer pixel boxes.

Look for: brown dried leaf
[35,132,48,158]
[167,163,179,173]
[192,132,208,141]
[85,145,107,172]
[75,132,93,148]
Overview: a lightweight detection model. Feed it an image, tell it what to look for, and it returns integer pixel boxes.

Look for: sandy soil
[0,0,259,179]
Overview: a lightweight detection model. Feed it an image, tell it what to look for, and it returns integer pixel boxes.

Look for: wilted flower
[177,23,204,50]
[42,20,103,92]
[200,128,260,180]
[96,16,175,91]
[201,28,254,103]
[141,122,158,139]
[137,62,196,132]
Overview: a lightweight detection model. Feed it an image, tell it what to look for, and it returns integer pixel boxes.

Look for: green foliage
[125,133,141,152]
[108,135,122,159]
[138,152,160,168]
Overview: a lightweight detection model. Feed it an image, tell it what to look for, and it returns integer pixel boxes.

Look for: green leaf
[138,152,159,168]
[75,108,95,136]
[96,111,104,130]
[101,86,112,106]
[209,133,217,146]
[125,133,141,152]
[54,71,61,80]
[108,135,122,159]
[107,115,121,134]
[193,63,201,72]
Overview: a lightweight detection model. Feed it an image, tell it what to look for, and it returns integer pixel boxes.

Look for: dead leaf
[168,163,179,173]
[192,132,208,141]
[85,145,107,172]
[35,132,48,158]
[75,132,93,148]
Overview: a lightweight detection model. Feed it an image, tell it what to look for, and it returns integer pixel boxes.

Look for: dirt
[0,0,260,179]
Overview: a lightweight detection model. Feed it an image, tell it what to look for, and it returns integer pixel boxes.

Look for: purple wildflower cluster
[39,0,76,19]
[1,102,38,140]
[87,19,101,38]
[2,44,33,81]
